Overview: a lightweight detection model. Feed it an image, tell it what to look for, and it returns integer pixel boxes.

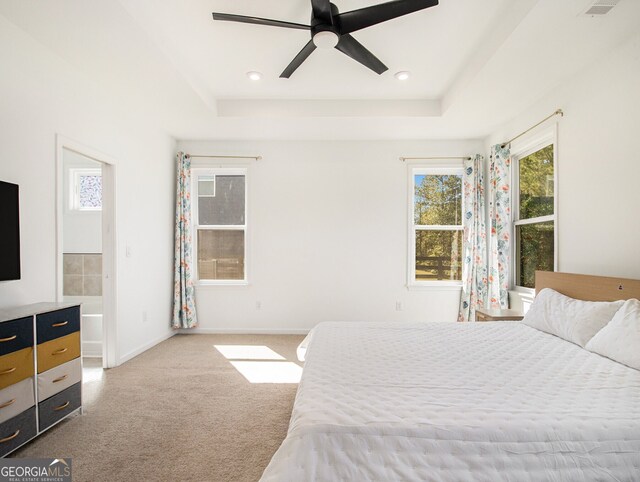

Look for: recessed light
[394,71,410,81]
[246,71,262,81]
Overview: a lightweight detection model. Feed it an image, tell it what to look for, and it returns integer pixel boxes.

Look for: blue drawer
[36,307,80,345]
[38,382,81,432]
[0,317,33,357]
[0,406,37,457]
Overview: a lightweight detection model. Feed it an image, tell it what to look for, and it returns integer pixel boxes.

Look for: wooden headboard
[535,270,640,302]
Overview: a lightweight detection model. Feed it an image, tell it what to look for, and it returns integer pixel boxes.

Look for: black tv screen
[0,181,21,281]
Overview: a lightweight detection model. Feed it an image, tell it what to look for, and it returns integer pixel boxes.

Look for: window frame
[69,168,102,211]
[191,166,249,286]
[407,164,464,289]
[510,128,559,294]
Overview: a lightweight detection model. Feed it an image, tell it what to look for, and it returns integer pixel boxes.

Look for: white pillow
[522,288,624,347]
[586,299,640,370]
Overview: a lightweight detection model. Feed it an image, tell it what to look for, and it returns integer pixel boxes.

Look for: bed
[260,272,640,481]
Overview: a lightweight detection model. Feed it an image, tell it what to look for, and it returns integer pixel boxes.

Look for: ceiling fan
[212,0,439,78]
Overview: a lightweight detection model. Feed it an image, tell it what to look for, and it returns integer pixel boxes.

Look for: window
[70,168,102,211]
[192,168,247,284]
[409,167,463,285]
[513,141,556,289]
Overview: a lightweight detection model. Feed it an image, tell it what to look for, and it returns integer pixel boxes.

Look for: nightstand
[475,308,524,322]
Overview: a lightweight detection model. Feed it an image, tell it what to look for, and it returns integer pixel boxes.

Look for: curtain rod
[399,156,472,162]
[186,154,262,161]
[501,109,564,148]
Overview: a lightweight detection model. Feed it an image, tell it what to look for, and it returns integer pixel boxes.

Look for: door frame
[55,135,118,368]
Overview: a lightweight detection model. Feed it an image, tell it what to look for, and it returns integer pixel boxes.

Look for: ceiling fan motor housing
[311,2,340,48]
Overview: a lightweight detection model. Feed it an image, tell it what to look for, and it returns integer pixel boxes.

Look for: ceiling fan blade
[335,34,388,75]
[311,0,333,25]
[280,40,317,78]
[212,12,310,30]
[335,0,438,34]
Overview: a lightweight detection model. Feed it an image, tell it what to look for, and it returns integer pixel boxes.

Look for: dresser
[0,302,82,457]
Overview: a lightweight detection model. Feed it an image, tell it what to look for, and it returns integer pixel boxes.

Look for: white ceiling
[1,0,639,140]
[119,0,514,100]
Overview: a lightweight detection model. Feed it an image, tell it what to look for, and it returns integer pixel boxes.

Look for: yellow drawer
[0,348,34,390]
[37,332,80,374]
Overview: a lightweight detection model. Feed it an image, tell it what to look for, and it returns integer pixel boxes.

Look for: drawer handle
[0,399,16,409]
[53,401,70,411]
[0,367,16,375]
[0,430,19,443]
[52,321,69,328]
[53,374,68,383]
[52,348,68,355]
[0,335,17,343]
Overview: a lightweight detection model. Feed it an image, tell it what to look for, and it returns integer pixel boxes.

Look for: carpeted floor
[11,334,305,482]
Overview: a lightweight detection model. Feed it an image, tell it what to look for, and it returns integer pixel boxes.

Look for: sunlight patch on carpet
[214,344,286,360]
[230,361,303,384]
[83,366,104,383]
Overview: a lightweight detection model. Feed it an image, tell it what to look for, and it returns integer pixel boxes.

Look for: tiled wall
[63,254,102,296]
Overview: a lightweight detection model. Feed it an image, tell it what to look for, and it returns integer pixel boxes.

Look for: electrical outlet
[256,301,262,310]
[395,301,403,311]
[142,311,148,323]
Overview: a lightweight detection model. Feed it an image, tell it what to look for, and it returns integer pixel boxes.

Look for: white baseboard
[117,330,176,365]
[82,340,102,358]
[178,328,310,335]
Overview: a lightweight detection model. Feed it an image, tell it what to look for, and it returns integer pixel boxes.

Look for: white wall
[178,139,483,332]
[0,15,175,363]
[487,31,640,284]
[62,150,102,254]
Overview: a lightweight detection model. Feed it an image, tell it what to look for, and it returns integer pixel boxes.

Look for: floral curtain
[458,155,488,321]
[487,144,512,309]
[172,152,198,329]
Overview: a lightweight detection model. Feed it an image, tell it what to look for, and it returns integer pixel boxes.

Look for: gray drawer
[37,358,82,402]
[0,406,37,457]
[38,382,81,432]
[0,377,35,424]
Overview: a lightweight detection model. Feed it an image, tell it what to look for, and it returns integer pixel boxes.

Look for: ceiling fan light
[394,71,410,81]
[313,31,339,49]
[246,71,262,81]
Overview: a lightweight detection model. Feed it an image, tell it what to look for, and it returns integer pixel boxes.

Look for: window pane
[79,175,102,209]
[516,221,554,289]
[199,175,245,225]
[198,230,245,280]
[415,230,462,281]
[519,145,554,219]
[414,174,462,226]
[198,177,216,196]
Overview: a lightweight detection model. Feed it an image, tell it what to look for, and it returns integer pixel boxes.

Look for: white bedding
[261,322,640,481]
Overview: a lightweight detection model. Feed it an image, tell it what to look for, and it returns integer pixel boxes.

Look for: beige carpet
[12,334,305,482]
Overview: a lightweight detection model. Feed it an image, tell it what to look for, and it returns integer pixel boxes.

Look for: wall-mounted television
[0,181,21,281]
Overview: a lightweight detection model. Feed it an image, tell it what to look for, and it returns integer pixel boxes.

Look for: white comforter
[261,322,640,481]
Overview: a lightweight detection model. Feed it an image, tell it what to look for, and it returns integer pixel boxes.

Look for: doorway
[56,136,117,369]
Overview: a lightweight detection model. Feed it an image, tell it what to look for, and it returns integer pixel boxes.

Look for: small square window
[70,168,102,211]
